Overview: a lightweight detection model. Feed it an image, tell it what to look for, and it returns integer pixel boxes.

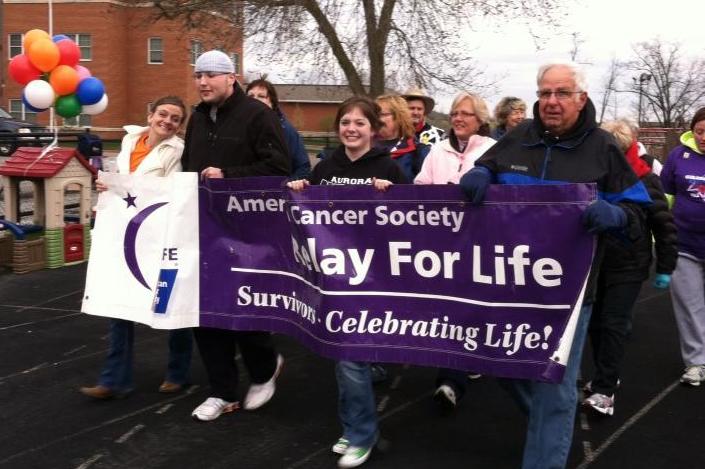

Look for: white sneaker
[332,437,350,454]
[433,383,457,411]
[680,365,705,386]
[338,446,372,468]
[191,397,238,421]
[583,392,615,416]
[243,354,284,410]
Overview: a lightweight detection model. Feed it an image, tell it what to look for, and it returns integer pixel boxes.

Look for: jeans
[588,280,643,395]
[499,303,592,469]
[98,319,193,392]
[336,361,378,448]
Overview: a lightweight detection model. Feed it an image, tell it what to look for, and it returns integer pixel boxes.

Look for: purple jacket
[661,135,705,260]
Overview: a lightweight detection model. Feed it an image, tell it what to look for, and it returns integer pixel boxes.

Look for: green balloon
[55,94,81,118]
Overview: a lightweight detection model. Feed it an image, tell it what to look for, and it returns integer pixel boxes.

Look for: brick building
[1,0,242,139]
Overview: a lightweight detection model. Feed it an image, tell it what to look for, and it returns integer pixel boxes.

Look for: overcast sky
[245,0,703,118]
[467,0,703,117]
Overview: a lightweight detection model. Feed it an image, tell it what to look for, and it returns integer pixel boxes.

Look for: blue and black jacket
[474,99,652,301]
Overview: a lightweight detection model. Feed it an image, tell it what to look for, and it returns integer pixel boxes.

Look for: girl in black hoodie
[287,97,406,468]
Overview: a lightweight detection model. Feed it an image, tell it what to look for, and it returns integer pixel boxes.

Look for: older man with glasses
[459,62,652,469]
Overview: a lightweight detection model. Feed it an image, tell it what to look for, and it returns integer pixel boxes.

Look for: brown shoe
[80,385,116,400]
[158,381,183,393]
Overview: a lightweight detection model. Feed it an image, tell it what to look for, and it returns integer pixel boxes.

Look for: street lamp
[633,73,652,126]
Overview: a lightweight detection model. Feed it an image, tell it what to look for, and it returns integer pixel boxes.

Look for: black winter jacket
[181,84,291,177]
[474,99,651,303]
[601,171,678,284]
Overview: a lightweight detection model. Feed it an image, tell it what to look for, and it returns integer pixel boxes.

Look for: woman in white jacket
[80,96,192,399]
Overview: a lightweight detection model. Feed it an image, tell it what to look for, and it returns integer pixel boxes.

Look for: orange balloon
[23,29,50,53]
[49,65,80,96]
[28,38,60,72]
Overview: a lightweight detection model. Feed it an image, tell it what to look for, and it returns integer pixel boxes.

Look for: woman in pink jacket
[414,92,496,185]
[414,91,495,411]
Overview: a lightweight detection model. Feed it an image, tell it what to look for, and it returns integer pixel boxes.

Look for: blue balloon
[52,34,70,43]
[22,92,47,112]
[76,77,105,105]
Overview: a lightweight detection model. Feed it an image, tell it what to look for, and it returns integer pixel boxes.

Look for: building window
[63,114,92,128]
[148,37,163,64]
[9,99,37,123]
[190,40,203,66]
[230,52,240,74]
[63,33,92,61]
[9,33,23,58]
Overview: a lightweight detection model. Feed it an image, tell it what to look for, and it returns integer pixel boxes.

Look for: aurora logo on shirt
[320,176,373,185]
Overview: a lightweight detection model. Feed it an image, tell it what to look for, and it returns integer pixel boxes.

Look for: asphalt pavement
[1,263,704,469]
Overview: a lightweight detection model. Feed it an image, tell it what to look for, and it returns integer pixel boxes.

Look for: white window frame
[8,33,23,58]
[148,37,163,64]
[63,114,92,128]
[8,99,37,122]
[62,33,92,61]
[190,40,203,66]
[230,52,240,74]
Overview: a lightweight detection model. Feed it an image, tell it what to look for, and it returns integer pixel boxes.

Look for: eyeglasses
[450,111,476,119]
[536,90,583,101]
[193,72,229,80]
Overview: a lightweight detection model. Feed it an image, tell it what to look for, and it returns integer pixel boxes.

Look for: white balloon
[24,79,55,109]
[82,93,108,115]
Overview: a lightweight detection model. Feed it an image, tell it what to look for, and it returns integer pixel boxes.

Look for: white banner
[81,172,200,329]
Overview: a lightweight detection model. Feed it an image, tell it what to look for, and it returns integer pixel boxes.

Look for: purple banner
[199,177,596,382]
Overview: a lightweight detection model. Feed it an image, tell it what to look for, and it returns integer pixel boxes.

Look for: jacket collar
[527,98,597,146]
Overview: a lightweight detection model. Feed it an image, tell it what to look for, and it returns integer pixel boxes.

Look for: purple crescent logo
[123,202,168,290]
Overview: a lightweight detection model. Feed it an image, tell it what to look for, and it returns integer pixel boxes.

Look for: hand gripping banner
[84,174,596,382]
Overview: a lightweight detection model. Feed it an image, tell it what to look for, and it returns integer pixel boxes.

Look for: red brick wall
[4,1,243,139]
[280,102,339,132]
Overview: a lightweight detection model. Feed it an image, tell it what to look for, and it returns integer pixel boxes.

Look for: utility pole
[633,73,652,126]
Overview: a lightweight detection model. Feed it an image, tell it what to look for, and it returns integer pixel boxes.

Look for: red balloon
[8,54,42,85]
[56,39,80,67]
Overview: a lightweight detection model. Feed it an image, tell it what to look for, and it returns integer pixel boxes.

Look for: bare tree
[596,57,621,124]
[623,38,705,127]
[148,0,565,97]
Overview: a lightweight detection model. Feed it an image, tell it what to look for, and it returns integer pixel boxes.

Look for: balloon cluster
[8,29,108,119]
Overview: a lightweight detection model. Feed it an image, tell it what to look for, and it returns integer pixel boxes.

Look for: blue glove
[460,166,492,205]
[581,200,627,234]
[653,273,671,289]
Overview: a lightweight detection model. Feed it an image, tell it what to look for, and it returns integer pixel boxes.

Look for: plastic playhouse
[0,146,97,273]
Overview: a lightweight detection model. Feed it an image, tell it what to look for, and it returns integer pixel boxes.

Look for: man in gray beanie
[182,50,290,421]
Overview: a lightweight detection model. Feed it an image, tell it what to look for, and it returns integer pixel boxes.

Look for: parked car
[0,107,51,157]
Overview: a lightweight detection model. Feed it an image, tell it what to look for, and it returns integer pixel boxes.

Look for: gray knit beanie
[194,50,235,74]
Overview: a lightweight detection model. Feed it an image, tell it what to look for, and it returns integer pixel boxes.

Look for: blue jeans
[498,303,592,469]
[336,361,378,448]
[98,319,193,392]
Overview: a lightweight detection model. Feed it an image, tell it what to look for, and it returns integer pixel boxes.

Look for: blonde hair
[601,119,635,153]
[494,96,527,128]
[450,92,490,126]
[375,94,415,139]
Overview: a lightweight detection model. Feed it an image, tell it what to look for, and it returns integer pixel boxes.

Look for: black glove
[581,200,627,234]
[460,166,492,205]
